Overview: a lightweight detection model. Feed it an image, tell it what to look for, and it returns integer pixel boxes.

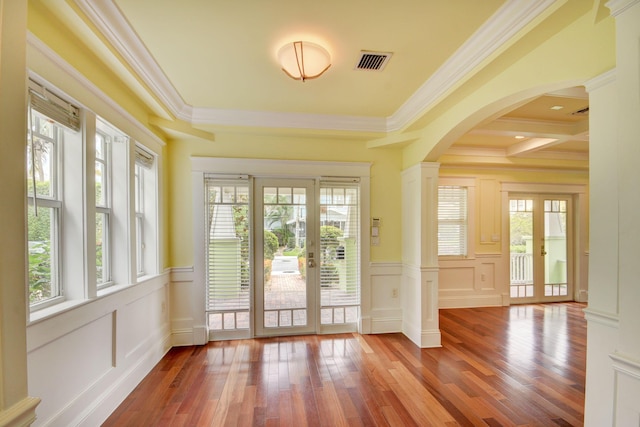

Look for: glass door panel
[543,198,569,297]
[256,179,316,336]
[509,198,534,300]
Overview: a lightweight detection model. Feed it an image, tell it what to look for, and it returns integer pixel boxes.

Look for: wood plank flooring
[103,303,586,426]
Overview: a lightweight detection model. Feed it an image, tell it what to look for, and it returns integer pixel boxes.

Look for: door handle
[541,245,547,256]
[307,259,316,268]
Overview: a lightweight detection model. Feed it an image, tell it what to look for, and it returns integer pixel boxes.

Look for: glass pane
[510,200,533,299]
[263,187,307,315]
[222,186,235,203]
[26,135,55,199]
[278,187,292,204]
[293,187,306,204]
[205,180,251,332]
[96,212,108,284]
[95,134,105,160]
[27,205,58,304]
[320,183,360,321]
[544,200,567,289]
[95,161,106,207]
[264,187,277,203]
[293,309,307,326]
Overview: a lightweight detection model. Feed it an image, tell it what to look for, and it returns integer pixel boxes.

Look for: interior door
[254,179,316,336]
[509,194,573,303]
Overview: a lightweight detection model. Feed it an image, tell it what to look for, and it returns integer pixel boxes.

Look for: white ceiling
[38,0,589,168]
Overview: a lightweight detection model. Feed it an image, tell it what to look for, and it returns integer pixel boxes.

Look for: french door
[254,179,317,336]
[509,194,573,303]
[204,175,361,340]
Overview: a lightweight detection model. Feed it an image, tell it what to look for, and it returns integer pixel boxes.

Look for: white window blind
[28,79,81,132]
[205,176,250,331]
[438,185,468,256]
[319,180,360,325]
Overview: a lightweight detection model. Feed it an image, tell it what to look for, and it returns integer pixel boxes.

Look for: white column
[401,162,441,348]
[0,0,41,425]
[584,70,618,427]
[584,1,640,426]
[608,1,640,425]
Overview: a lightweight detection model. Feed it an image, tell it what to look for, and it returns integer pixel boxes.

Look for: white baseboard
[439,294,503,309]
[371,317,403,334]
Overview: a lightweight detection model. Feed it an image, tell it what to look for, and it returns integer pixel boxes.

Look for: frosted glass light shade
[278,41,331,82]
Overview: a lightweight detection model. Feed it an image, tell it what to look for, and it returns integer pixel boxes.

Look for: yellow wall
[402,2,615,167]
[167,135,403,267]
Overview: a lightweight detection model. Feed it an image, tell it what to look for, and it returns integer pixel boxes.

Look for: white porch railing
[510,253,533,284]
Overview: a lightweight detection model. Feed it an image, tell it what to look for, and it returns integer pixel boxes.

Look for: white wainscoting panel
[170,267,196,346]
[26,273,170,427]
[369,262,403,333]
[438,254,506,308]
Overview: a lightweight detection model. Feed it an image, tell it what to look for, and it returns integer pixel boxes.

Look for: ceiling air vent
[571,106,589,116]
[355,50,393,71]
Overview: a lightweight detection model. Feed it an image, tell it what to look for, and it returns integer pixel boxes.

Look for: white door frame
[191,157,371,341]
[501,182,588,305]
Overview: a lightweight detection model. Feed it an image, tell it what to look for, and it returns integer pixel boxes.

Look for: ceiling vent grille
[355,51,393,71]
[571,106,589,116]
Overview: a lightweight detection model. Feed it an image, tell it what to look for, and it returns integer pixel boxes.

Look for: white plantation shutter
[205,176,250,329]
[438,186,468,256]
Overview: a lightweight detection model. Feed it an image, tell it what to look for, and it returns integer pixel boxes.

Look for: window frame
[27,108,65,310]
[26,77,162,318]
[437,177,476,259]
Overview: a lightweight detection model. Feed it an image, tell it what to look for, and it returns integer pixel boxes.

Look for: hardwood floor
[103,303,586,426]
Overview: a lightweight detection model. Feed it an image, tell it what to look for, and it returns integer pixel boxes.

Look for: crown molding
[387,0,560,132]
[74,0,558,134]
[73,0,190,120]
[606,0,640,16]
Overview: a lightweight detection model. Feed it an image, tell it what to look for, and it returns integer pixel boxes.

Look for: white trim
[585,69,617,93]
[501,182,587,194]
[583,307,620,328]
[72,0,189,121]
[606,0,640,17]
[191,157,371,177]
[610,352,640,380]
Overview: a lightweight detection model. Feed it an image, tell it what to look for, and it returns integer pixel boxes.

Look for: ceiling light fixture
[278,41,331,82]
[550,105,564,110]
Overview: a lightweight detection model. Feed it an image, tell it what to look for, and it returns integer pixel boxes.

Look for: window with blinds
[438,185,468,256]
[205,177,251,332]
[319,181,360,325]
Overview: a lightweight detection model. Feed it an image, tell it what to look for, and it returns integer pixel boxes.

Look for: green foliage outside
[28,241,52,303]
[510,211,532,254]
[264,230,278,260]
[27,186,54,303]
[320,225,343,286]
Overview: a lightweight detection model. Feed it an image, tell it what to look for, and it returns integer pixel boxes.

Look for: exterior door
[509,195,573,303]
[254,179,317,336]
